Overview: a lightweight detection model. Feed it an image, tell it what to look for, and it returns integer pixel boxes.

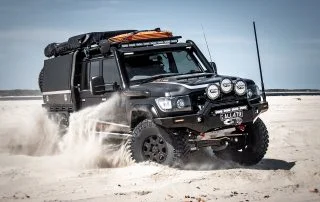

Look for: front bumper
[154,101,268,133]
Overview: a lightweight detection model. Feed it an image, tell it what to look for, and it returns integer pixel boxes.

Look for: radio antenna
[253,21,267,102]
[201,25,213,63]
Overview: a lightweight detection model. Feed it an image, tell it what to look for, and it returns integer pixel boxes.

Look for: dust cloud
[182,148,238,170]
[59,94,133,168]
[0,95,232,171]
[0,95,133,169]
[0,103,60,156]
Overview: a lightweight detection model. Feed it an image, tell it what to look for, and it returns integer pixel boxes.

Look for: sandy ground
[0,96,320,202]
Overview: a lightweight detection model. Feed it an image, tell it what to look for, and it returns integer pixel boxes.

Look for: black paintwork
[41,38,268,134]
[42,54,73,92]
[154,102,268,133]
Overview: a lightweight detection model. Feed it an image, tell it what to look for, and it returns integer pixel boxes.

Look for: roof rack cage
[76,36,183,59]
[118,36,182,48]
[84,36,182,57]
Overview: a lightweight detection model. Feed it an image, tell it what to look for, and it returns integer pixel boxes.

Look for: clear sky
[0,0,319,90]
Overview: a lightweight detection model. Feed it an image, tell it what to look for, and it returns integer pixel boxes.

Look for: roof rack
[45,28,181,58]
[118,36,182,48]
[83,36,182,58]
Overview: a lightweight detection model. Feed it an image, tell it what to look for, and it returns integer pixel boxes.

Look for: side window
[81,62,88,89]
[103,58,122,85]
[90,61,100,78]
[172,51,202,74]
[157,54,170,72]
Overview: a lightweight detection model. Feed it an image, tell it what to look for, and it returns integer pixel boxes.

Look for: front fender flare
[129,104,159,129]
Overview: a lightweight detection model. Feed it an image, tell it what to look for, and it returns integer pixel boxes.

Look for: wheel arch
[130,104,159,130]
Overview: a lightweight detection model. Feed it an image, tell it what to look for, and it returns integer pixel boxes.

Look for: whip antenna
[253,21,266,102]
[201,25,213,63]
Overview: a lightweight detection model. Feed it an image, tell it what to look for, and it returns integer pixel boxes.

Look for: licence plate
[214,106,247,121]
[220,111,243,121]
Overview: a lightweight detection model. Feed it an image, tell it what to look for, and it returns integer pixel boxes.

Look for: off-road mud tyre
[130,119,189,166]
[214,118,269,166]
[38,68,44,92]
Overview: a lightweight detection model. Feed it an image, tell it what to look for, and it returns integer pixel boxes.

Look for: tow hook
[236,124,246,132]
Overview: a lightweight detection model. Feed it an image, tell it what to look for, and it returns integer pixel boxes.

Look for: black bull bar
[154,101,268,133]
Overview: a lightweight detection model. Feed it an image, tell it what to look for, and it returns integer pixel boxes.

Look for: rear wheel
[130,119,189,166]
[214,118,269,166]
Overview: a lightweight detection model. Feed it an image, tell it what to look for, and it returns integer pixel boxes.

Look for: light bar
[120,39,179,48]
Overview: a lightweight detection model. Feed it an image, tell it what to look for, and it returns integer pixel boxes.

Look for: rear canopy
[42,54,73,92]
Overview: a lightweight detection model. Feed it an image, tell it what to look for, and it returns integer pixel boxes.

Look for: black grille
[190,90,246,107]
[190,84,260,112]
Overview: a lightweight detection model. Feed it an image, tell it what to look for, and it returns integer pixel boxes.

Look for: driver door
[79,60,106,108]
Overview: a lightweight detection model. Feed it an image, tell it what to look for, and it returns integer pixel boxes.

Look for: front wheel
[214,118,269,166]
[130,119,189,166]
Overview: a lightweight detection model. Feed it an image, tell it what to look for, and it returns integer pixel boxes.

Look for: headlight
[176,98,186,109]
[235,80,247,96]
[155,95,191,112]
[155,97,172,110]
[206,84,220,100]
[247,85,261,99]
[221,78,233,93]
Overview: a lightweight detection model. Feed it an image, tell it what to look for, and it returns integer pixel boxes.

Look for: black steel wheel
[142,135,167,163]
[130,119,189,166]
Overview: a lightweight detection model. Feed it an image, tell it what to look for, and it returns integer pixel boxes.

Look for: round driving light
[176,99,185,109]
[235,80,247,95]
[206,84,220,100]
[220,78,233,93]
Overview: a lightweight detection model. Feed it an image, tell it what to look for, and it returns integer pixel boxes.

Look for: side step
[96,132,131,141]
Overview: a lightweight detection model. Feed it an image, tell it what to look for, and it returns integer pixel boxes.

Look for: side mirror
[99,39,111,55]
[209,62,217,73]
[90,76,117,95]
[90,76,106,95]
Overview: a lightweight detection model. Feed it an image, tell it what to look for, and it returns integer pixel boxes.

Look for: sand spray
[0,95,235,170]
[0,95,133,168]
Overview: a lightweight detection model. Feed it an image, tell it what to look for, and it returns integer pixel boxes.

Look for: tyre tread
[215,118,269,166]
[130,119,190,166]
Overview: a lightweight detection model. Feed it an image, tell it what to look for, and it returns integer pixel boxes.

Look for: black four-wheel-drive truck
[39,27,269,166]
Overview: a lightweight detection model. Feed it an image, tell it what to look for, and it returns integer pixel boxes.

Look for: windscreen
[124,50,207,82]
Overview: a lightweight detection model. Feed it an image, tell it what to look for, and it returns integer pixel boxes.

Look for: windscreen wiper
[138,73,181,84]
[173,72,214,77]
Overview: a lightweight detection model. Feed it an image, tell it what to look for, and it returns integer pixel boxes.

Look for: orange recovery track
[108,30,173,43]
